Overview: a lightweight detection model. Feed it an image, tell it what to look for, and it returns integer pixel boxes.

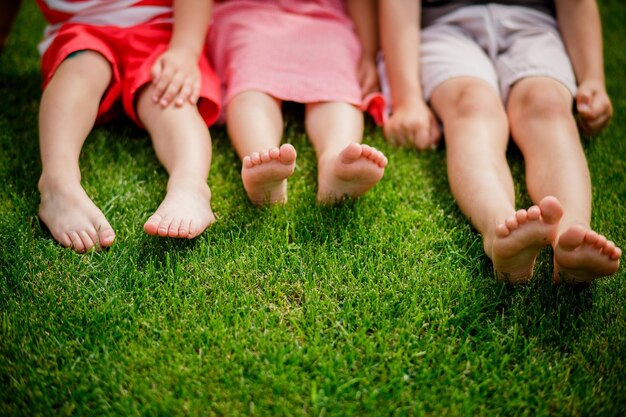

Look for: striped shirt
[37,0,173,54]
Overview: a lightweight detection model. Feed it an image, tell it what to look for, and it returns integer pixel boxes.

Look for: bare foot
[144,178,215,239]
[553,224,621,284]
[241,144,297,205]
[487,196,563,284]
[317,143,387,203]
[38,176,115,253]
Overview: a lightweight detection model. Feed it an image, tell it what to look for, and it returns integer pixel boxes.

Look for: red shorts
[41,22,221,127]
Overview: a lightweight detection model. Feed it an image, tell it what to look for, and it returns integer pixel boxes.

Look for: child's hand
[576,79,613,136]
[384,99,441,150]
[358,56,380,97]
[151,46,201,108]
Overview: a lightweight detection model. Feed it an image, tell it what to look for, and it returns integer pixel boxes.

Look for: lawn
[1,1,624,416]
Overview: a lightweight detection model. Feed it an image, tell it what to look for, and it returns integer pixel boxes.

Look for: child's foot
[553,224,621,284]
[38,176,116,253]
[488,196,563,284]
[317,143,387,203]
[144,178,215,239]
[241,144,297,205]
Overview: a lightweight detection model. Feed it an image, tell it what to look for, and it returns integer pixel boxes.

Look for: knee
[509,80,573,123]
[446,82,507,123]
[54,51,112,93]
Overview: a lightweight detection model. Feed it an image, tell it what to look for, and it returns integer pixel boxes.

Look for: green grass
[1,1,625,416]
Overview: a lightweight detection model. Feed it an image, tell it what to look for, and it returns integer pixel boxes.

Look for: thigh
[118,23,221,128]
[41,24,120,122]
[421,14,499,101]
[495,6,576,102]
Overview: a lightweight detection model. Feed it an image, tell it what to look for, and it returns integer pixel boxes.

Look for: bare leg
[227,91,296,204]
[305,102,387,203]
[38,51,116,252]
[508,77,621,284]
[138,85,215,238]
[431,78,560,283]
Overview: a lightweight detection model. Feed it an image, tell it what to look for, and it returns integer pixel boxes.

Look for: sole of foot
[317,143,387,204]
[241,143,297,205]
[490,196,563,284]
[553,224,621,285]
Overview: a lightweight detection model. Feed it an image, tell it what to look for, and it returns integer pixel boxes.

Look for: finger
[174,76,195,106]
[589,94,613,120]
[412,124,431,150]
[151,59,163,85]
[428,123,441,149]
[160,72,185,107]
[383,123,401,146]
[153,67,175,103]
[189,79,201,104]
[579,118,601,137]
[582,113,611,136]
[391,123,410,146]
[151,63,165,102]
[576,88,593,114]
[175,85,192,107]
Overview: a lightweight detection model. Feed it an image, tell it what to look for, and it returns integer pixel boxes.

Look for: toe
[79,230,96,252]
[59,233,73,248]
[505,216,519,231]
[168,217,182,237]
[260,151,271,163]
[602,240,615,255]
[586,232,602,246]
[610,246,622,261]
[538,196,563,223]
[86,228,100,249]
[340,143,362,163]
[558,224,587,250]
[269,147,280,159]
[495,222,510,238]
[279,144,297,163]
[187,220,199,239]
[179,219,191,238]
[69,231,85,253]
[99,227,115,247]
[144,214,163,235]
[527,205,541,220]
[157,216,173,237]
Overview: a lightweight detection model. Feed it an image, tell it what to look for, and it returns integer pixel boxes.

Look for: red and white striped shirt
[37,0,173,54]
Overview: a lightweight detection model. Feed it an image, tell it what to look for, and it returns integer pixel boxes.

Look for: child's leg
[38,51,116,252]
[430,78,562,283]
[507,77,621,283]
[305,102,387,203]
[137,85,215,239]
[227,91,296,205]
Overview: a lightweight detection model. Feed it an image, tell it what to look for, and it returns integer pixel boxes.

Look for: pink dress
[208,0,363,107]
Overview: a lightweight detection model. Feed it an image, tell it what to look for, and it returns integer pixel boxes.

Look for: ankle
[166,175,210,194]
[38,171,82,193]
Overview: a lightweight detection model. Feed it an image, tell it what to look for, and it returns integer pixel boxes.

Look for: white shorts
[419,4,577,102]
